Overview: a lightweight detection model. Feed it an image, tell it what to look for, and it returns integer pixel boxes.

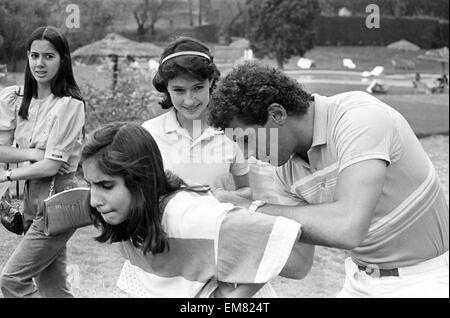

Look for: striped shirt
[0,86,85,171]
[275,91,448,268]
[117,191,301,297]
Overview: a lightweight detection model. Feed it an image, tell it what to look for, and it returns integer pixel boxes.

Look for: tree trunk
[137,24,146,36]
[198,0,202,26]
[276,54,284,70]
[150,23,156,36]
[188,0,194,26]
[11,56,17,72]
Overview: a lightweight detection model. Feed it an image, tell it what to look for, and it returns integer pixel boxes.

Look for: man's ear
[267,103,288,125]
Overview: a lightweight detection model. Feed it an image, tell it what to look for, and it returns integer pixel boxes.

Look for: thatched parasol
[387,39,420,51]
[72,33,163,91]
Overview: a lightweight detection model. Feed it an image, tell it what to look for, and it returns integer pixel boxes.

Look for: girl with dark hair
[142,37,252,200]
[0,26,85,297]
[78,122,308,297]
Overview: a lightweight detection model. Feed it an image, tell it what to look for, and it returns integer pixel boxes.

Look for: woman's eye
[102,184,114,190]
[46,54,54,59]
[194,86,204,91]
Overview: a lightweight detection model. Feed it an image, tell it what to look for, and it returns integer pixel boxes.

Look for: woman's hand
[57,162,72,175]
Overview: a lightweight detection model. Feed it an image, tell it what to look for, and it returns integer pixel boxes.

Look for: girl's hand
[28,148,45,163]
[58,162,71,175]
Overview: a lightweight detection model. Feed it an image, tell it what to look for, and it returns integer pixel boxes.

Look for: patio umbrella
[387,39,420,51]
[71,33,163,91]
[417,46,449,75]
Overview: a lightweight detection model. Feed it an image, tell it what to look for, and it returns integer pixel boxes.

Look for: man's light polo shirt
[275,91,448,268]
[142,109,249,190]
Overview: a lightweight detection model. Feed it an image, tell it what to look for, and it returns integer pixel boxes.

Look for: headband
[161,51,211,64]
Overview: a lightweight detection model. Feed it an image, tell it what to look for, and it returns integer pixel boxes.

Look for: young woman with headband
[142,37,252,201]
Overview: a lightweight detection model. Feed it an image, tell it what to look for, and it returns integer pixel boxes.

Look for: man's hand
[210,188,251,208]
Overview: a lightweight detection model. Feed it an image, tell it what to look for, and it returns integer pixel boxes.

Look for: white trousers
[338,251,449,298]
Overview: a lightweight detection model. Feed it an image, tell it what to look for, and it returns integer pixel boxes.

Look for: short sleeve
[274,168,308,205]
[333,104,394,173]
[45,97,85,162]
[229,143,249,176]
[217,206,301,284]
[0,86,20,146]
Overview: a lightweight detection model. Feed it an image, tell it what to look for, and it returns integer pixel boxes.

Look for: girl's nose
[36,56,45,67]
[183,92,195,106]
[90,188,103,209]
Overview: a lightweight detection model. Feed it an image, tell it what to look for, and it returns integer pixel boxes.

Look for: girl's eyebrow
[29,51,56,55]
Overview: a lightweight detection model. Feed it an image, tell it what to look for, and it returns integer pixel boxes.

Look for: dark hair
[208,61,313,130]
[17,26,84,119]
[153,37,220,109]
[81,122,186,255]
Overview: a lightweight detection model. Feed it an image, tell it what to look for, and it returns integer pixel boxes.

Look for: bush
[433,21,449,48]
[81,68,166,134]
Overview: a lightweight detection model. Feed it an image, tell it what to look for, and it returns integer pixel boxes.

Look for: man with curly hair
[208,61,449,298]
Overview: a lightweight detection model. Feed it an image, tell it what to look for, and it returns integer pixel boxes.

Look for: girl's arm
[0,146,44,164]
[0,158,63,182]
[212,282,265,298]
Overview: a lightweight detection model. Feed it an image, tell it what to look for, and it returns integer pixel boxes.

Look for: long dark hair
[153,37,220,109]
[18,26,84,119]
[81,122,187,255]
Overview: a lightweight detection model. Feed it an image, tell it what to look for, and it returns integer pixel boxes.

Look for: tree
[247,0,321,69]
[0,0,50,71]
[133,0,173,38]
[44,0,123,51]
[209,0,248,43]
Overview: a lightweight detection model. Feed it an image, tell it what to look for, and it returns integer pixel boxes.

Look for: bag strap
[48,177,56,198]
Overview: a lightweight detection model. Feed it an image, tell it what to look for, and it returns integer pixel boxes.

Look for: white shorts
[337,251,449,298]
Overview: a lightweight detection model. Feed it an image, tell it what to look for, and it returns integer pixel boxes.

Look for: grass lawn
[266,46,448,75]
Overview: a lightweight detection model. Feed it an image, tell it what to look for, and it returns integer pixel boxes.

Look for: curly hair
[208,62,313,129]
[152,37,220,109]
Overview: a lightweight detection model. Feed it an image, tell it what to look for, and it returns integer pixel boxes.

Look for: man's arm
[280,242,315,279]
[213,159,387,250]
[261,159,387,249]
